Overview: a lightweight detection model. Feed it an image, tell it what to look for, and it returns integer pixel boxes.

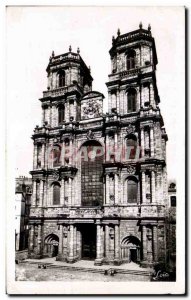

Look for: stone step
[19,260,151,278]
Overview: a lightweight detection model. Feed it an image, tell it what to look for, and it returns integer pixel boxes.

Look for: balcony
[140,204,165,218]
[43,86,68,98]
[43,84,83,98]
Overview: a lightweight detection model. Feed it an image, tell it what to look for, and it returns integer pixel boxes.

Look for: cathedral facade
[29,24,168,267]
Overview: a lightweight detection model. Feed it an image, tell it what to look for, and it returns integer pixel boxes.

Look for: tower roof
[46,51,93,81]
[109,26,158,65]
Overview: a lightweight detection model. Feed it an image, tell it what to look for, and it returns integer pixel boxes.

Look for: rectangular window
[170,196,176,207]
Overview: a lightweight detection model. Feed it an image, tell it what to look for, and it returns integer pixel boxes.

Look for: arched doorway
[44,234,59,258]
[81,140,103,207]
[121,235,141,263]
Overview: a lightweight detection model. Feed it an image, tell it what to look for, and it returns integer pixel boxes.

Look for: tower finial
[148,24,151,31]
[77,47,80,54]
[117,28,120,36]
[139,22,142,29]
[69,45,72,52]
[112,36,115,45]
[52,50,55,57]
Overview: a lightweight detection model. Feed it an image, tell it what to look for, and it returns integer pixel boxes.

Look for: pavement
[24,257,152,272]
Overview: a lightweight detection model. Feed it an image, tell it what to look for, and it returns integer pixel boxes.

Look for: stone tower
[29,25,168,267]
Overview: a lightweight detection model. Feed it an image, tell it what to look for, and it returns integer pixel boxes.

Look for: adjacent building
[29,24,169,267]
[15,176,32,251]
[166,180,176,272]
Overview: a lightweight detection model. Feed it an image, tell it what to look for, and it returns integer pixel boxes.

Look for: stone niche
[81,91,104,120]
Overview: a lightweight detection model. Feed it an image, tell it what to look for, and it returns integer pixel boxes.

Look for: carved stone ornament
[126,124,135,135]
[127,165,136,174]
[86,129,94,140]
[82,100,102,119]
[52,170,59,181]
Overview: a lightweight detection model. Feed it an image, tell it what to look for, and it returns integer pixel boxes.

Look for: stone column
[50,105,53,127]
[105,225,109,260]
[151,171,156,203]
[47,105,50,126]
[105,174,110,205]
[114,225,120,264]
[137,88,140,111]
[41,143,45,168]
[33,143,37,169]
[95,223,103,265]
[32,181,36,206]
[39,180,44,207]
[73,226,77,258]
[68,178,72,206]
[114,132,118,161]
[140,84,144,107]
[68,224,74,262]
[141,128,145,158]
[150,126,154,157]
[105,134,110,161]
[142,225,147,262]
[153,225,158,262]
[60,178,65,205]
[73,101,76,122]
[108,91,112,113]
[114,173,119,205]
[37,224,42,257]
[29,225,34,253]
[147,233,153,264]
[58,224,63,255]
[69,139,73,165]
[141,171,146,203]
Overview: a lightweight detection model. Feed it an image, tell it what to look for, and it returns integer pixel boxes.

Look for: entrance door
[81,224,96,260]
[130,248,137,262]
[52,245,58,257]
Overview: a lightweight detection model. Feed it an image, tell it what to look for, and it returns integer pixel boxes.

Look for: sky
[6,6,185,180]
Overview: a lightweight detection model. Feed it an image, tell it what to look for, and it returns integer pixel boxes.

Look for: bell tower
[106,23,159,115]
[40,46,93,126]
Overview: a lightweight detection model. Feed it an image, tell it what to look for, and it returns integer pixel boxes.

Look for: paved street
[15,259,152,281]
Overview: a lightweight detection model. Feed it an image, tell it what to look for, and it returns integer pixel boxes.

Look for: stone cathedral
[29,24,168,267]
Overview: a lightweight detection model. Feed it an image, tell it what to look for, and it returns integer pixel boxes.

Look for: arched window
[58,70,65,87]
[127,178,138,203]
[52,144,61,167]
[127,89,136,113]
[58,104,65,124]
[52,182,60,205]
[81,140,103,207]
[126,134,137,159]
[126,49,136,70]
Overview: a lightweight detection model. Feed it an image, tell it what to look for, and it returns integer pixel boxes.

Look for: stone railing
[69,207,103,218]
[139,107,160,118]
[43,84,82,98]
[140,204,165,218]
[51,52,80,64]
[43,86,68,98]
[118,29,151,43]
[29,204,165,219]
[44,207,70,218]
[104,205,140,218]
[30,207,44,218]
[109,68,140,81]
